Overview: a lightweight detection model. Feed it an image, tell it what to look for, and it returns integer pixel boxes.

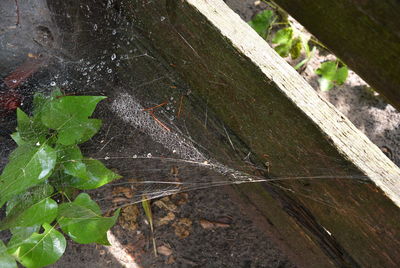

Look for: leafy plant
[249,6,348,87]
[315,60,349,91]
[271,27,298,59]
[0,89,121,267]
[248,10,276,39]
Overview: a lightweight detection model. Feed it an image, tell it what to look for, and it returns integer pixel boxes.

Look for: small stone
[157,245,172,256]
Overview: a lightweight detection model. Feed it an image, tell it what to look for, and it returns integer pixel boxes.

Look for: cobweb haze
[0,0,378,255]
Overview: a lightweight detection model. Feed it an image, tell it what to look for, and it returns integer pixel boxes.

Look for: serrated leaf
[57,193,120,244]
[8,223,66,268]
[40,95,106,145]
[66,158,121,190]
[248,10,275,39]
[290,37,302,59]
[0,198,57,230]
[272,27,293,45]
[335,66,349,85]
[0,241,17,268]
[0,144,57,206]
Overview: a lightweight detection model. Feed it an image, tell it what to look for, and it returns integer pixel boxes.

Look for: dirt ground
[1,0,399,268]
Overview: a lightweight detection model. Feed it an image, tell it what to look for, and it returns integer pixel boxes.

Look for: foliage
[248,7,348,90]
[248,10,276,39]
[315,61,349,91]
[0,89,121,268]
[271,27,302,59]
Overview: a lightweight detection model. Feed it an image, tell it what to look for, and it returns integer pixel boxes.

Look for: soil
[0,0,399,268]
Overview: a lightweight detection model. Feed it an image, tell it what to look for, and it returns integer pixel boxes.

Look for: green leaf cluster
[248,10,276,39]
[0,90,121,267]
[248,7,349,87]
[315,61,349,91]
[272,27,302,59]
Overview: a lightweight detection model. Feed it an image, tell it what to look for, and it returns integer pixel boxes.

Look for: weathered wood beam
[272,0,400,111]
[126,0,400,266]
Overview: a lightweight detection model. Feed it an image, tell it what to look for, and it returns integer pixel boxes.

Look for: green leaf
[0,241,17,268]
[272,27,293,45]
[65,158,121,190]
[16,109,47,145]
[95,233,111,246]
[335,66,349,85]
[40,95,106,145]
[8,223,66,268]
[0,144,57,206]
[57,145,87,179]
[315,61,348,91]
[10,226,40,241]
[248,10,275,39]
[290,37,302,59]
[274,43,291,57]
[10,132,25,146]
[272,28,293,57]
[2,184,55,234]
[315,61,337,80]
[57,193,120,244]
[6,183,54,214]
[0,198,57,230]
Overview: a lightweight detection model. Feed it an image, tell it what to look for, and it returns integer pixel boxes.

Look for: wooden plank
[272,0,400,111]
[125,0,400,266]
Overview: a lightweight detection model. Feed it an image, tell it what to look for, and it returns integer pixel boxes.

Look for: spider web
[0,0,393,257]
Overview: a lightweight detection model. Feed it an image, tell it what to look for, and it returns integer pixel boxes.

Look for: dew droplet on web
[50,81,56,86]
[111,53,116,61]
[105,156,110,160]
[107,68,113,73]
[93,24,98,31]
[160,16,166,22]
[133,154,137,158]
[112,29,117,35]
[147,153,152,158]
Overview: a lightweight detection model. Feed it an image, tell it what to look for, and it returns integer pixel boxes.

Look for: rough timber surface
[126,0,400,267]
[272,0,400,111]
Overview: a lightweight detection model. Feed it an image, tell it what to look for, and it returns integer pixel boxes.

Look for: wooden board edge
[186,0,400,208]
